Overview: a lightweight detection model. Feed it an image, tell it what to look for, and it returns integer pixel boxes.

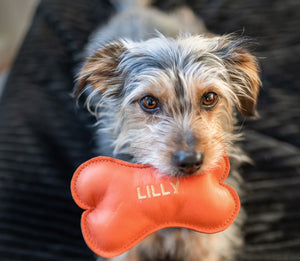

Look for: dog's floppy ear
[221,39,261,117]
[74,41,126,97]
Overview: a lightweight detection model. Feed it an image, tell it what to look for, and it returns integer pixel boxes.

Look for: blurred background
[0,0,299,261]
[0,0,38,93]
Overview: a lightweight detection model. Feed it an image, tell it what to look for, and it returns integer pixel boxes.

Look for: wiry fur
[75,2,261,261]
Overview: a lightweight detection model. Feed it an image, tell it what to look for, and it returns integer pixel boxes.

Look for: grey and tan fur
[74,1,261,260]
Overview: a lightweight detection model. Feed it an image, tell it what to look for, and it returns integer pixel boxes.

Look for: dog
[74,1,261,260]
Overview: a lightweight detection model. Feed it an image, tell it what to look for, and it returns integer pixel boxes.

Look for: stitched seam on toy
[218,156,238,226]
[84,210,239,256]
[82,156,239,256]
[73,159,151,208]
[87,158,149,169]
[80,156,239,254]
[217,156,239,236]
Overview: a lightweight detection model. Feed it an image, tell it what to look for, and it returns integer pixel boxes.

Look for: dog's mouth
[179,166,201,175]
[114,151,206,177]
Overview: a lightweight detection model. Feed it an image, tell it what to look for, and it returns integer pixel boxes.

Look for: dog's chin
[114,154,211,177]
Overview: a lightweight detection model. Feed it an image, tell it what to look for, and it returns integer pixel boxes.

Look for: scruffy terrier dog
[74,1,261,260]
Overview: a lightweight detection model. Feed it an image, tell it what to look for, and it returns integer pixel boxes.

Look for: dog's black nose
[172,150,203,175]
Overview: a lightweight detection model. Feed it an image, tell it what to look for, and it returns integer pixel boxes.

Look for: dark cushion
[0,0,299,260]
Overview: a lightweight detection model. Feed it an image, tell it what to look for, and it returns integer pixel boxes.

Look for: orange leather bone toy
[71,155,240,258]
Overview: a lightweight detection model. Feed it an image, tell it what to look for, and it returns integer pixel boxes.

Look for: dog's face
[76,35,260,177]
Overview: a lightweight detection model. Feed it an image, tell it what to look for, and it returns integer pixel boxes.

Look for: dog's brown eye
[139,95,159,113]
[201,92,218,109]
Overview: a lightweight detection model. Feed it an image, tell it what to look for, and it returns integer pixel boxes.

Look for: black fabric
[0,0,299,260]
[0,1,113,260]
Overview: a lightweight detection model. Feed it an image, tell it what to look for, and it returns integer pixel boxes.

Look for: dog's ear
[74,41,126,97]
[221,39,261,117]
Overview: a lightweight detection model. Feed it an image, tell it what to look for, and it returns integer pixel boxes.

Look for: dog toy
[71,155,240,258]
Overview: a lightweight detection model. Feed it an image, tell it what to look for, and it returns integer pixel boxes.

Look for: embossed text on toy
[137,181,180,200]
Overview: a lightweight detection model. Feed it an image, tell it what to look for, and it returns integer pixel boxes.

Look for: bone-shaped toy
[71,155,240,258]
